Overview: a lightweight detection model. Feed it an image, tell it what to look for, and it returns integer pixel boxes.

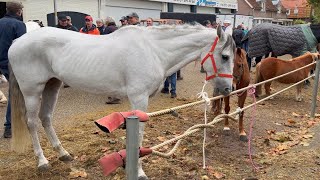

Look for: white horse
[8,24,235,179]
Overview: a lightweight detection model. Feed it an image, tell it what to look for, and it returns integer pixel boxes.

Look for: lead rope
[247,86,262,171]
[197,81,211,169]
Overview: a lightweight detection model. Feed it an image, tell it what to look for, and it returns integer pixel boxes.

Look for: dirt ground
[1,57,320,180]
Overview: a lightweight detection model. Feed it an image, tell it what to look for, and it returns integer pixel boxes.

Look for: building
[280,0,312,21]
[237,0,293,26]
[0,0,238,28]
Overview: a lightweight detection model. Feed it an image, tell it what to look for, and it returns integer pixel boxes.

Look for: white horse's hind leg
[24,90,50,170]
[39,78,73,161]
[128,93,149,180]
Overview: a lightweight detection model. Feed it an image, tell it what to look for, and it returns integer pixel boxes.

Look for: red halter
[200,37,233,81]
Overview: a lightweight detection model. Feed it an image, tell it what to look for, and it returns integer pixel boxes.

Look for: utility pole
[53,0,58,25]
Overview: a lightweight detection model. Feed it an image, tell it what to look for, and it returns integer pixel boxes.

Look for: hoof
[138,175,149,180]
[59,154,73,162]
[240,135,248,142]
[223,127,230,136]
[38,164,51,171]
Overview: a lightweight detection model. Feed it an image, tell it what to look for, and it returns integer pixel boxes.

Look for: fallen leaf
[157,136,166,142]
[287,119,296,124]
[201,175,209,180]
[276,144,289,151]
[292,112,300,117]
[303,134,313,139]
[80,155,87,162]
[213,171,226,179]
[101,147,110,153]
[300,142,310,146]
[69,168,87,178]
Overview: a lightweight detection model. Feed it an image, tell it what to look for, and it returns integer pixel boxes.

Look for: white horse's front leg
[129,93,149,180]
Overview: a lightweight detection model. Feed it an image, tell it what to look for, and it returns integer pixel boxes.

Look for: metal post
[126,116,139,180]
[311,60,320,118]
[53,0,58,25]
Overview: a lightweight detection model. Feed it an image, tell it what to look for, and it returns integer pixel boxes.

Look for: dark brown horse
[212,48,250,142]
[255,52,318,101]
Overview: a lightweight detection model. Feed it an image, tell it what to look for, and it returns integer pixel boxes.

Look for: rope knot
[197,81,211,105]
[247,85,256,95]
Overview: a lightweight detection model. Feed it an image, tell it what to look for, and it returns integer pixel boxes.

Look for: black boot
[3,127,11,138]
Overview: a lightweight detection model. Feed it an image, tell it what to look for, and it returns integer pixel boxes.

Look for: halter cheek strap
[201,37,233,81]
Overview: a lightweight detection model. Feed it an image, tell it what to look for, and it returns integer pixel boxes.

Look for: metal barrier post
[126,116,139,180]
[311,60,320,118]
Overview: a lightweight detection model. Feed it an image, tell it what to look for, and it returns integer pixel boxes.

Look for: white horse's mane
[116,24,213,40]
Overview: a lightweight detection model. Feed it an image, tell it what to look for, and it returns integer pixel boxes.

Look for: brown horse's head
[233,48,249,89]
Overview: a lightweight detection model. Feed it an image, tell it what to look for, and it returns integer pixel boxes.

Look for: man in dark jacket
[0,1,26,138]
[56,14,78,31]
[232,25,244,48]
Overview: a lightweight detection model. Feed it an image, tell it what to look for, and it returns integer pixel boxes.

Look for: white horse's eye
[222,55,229,61]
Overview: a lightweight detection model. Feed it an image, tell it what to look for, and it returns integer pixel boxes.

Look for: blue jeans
[1,68,10,129]
[164,72,177,94]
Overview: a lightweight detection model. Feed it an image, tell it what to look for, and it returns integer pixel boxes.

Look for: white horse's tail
[10,64,31,152]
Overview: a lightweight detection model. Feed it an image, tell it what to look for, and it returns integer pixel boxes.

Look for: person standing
[104,17,118,34]
[56,14,78,31]
[96,18,106,35]
[0,1,26,138]
[66,15,78,31]
[232,25,244,48]
[79,15,100,35]
[146,17,153,27]
[119,16,128,27]
[127,12,140,25]
[223,20,233,36]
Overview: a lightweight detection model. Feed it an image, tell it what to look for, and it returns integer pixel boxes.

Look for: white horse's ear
[217,25,224,39]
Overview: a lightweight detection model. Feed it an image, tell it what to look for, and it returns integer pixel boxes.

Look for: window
[261,2,266,12]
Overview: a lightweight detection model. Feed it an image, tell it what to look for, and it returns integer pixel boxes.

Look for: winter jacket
[105,23,118,34]
[56,24,78,32]
[0,13,26,73]
[80,24,100,35]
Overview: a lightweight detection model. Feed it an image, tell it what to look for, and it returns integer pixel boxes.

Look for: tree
[308,0,320,23]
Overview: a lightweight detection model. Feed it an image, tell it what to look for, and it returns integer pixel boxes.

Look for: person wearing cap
[56,14,78,32]
[119,16,128,27]
[79,15,100,35]
[223,20,233,36]
[127,12,140,25]
[0,1,26,138]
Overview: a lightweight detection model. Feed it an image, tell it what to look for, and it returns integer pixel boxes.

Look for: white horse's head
[25,21,41,33]
[201,25,235,96]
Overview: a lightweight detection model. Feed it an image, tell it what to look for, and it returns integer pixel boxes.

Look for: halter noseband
[201,37,233,81]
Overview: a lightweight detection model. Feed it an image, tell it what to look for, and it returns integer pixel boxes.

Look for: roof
[280,0,311,18]
[281,0,308,9]
[246,0,278,12]
[246,0,262,10]
[266,0,278,12]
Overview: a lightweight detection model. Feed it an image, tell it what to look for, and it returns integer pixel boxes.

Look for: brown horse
[212,48,250,142]
[255,52,318,101]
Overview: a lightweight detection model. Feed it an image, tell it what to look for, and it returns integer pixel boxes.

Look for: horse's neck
[156,30,216,76]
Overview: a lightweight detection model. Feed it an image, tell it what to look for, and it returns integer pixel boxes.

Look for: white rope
[196,81,211,169]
